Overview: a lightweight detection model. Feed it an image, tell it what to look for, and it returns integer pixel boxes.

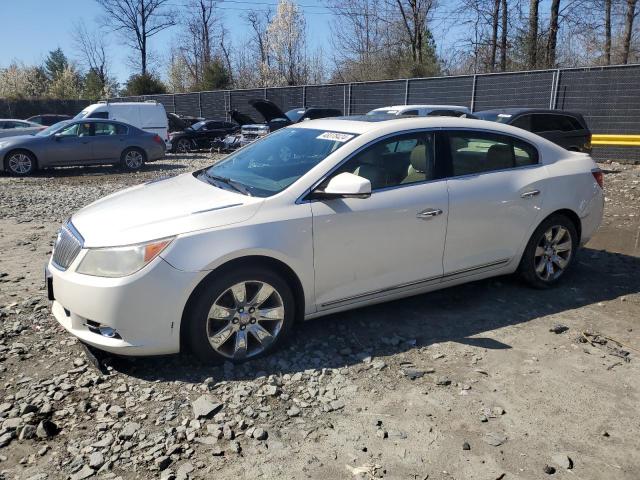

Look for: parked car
[0,119,165,176]
[367,105,472,117]
[169,119,239,153]
[167,113,203,133]
[27,114,72,126]
[46,116,603,362]
[74,101,171,149]
[0,119,44,139]
[229,100,342,146]
[474,108,592,153]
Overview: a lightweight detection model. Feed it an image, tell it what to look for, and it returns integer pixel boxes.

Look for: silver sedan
[0,119,166,176]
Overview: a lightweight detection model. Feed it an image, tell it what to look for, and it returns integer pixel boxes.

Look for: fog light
[98,326,120,339]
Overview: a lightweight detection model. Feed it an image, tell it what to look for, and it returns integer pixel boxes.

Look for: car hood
[248,99,290,123]
[0,131,41,142]
[229,110,257,126]
[71,173,263,247]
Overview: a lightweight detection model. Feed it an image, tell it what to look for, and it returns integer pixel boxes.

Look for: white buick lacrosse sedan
[47,116,604,362]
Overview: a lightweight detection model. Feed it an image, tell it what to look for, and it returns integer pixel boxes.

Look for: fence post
[302,85,307,108]
[470,74,477,112]
[404,79,409,105]
[347,83,352,115]
[172,94,176,114]
[552,68,561,109]
[198,92,203,117]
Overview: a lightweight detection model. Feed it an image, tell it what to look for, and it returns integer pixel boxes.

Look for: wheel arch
[179,254,306,352]
[4,148,39,169]
[544,208,582,242]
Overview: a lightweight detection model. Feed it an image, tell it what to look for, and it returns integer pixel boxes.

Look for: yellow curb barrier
[592,134,640,146]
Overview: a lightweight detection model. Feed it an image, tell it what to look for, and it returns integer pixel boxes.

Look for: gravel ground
[0,154,639,480]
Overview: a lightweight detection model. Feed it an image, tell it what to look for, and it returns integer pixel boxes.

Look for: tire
[175,138,192,153]
[185,266,296,363]
[518,214,579,289]
[5,150,37,176]
[120,148,146,171]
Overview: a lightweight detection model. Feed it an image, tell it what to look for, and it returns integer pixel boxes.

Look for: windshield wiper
[203,172,252,196]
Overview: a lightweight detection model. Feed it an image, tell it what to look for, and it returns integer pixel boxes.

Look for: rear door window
[446,131,538,176]
[531,114,582,133]
[95,122,126,136]
[510,115,532,131]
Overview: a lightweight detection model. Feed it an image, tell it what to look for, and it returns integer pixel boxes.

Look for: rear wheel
[175,138,192,153]
[120,148,145,171]
[519,214,578,288]
[185,266,295,363]
[5,150,37,176]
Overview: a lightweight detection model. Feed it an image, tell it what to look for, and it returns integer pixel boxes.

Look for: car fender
[161,207,316,314]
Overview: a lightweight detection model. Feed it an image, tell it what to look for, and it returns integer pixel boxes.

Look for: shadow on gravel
[105,247,640,383]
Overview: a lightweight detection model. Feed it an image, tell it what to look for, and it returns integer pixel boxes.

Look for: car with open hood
[47,115,603,362]
[229,99,342,146]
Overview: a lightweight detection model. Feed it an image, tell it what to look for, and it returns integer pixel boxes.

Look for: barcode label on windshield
[317,132,354,142]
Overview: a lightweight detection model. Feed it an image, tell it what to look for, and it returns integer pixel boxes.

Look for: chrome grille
[52,223,83,270]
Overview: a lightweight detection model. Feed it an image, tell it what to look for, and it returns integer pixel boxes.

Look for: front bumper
[48,255,203,356]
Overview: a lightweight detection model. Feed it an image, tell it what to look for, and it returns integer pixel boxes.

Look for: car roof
[294,115,566,143]
[0,118,37,122]
[371,105,470,111]
[475,108,579,116]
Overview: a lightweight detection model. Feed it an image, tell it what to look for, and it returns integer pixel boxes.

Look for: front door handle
[521,190,540,198]
[417,208,443,220]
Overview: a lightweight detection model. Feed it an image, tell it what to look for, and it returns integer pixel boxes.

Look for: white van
[74,101,170,148]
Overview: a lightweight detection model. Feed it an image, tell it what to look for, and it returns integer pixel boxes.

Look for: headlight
[76,237,173,277]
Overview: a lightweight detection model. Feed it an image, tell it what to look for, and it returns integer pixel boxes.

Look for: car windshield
[201,128,357,197]
[36,121,71,136]
[474,111,513,123]
[190,121,206,131]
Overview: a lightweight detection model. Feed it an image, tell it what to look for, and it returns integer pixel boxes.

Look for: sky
[0,0,341,85]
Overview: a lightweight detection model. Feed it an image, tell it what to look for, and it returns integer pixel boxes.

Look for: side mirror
[312,172,371,199]
[53,133,63,140]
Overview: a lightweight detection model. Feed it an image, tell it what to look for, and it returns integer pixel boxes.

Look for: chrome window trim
[296,128,441,204]
[296,126,542,204]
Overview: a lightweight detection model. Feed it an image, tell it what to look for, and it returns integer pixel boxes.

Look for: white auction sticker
[316,132,354,142]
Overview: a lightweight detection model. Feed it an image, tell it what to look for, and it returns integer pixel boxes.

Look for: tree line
[0,0,638,100]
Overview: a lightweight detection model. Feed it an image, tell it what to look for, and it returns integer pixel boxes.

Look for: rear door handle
[520,190,540,198]
[417,208,443,220]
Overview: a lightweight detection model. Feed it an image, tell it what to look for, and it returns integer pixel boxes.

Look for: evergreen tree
[44,48,69,81]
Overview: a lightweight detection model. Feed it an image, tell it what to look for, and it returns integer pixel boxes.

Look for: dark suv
[474,108,591,153]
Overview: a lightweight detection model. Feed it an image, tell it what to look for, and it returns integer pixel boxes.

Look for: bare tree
[73,21,111,87]
[394,0,437,65]
[328,0,388,80]
[489,0,500,70]
[527,0,540,68]
[179,0,216,87]
[621,0,638,63]
[95,0,175,75]
[604,0,612,64]
[500,0,508,70]
[547,0,561,67]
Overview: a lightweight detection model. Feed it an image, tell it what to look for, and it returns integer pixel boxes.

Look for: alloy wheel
[534,225,573,282]
[8,153,33,174]
[177,139,191,153]
[124,150,144,169]
[206,281,285,360]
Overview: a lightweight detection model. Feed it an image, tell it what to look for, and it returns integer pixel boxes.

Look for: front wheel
[185,267,295,363]
[519,214,578,288]
[5,150,37,176]
[120,148,145,171]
